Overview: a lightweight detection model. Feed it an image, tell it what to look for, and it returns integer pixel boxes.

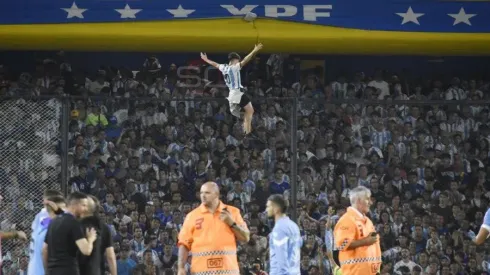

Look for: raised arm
[220,208,250,242]
[240,43,263,68]
[200,53,220,68]
[75,227,97,256]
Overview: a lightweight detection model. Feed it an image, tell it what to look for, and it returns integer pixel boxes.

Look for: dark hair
[268,194,289,214]
[132,264,146,275]
[228,52,241,62]
[49,195,65,204]
[46,195,65,213]
[67,192,88,205]
[43,189,62,200]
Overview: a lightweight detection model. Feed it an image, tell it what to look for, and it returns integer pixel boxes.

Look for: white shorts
[227,89,244,118]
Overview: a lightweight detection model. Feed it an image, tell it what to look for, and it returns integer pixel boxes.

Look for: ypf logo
[207,258,224,269]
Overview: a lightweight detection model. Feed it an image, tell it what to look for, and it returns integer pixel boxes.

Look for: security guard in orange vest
[177,182,250,275]
[334,186,382,275]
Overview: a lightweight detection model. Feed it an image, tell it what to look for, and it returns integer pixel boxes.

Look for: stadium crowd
[0,53,490,275]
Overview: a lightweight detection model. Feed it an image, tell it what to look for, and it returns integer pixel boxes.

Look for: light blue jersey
[269,216,302,275]
[28,209,51,275]
[31,208,49,233]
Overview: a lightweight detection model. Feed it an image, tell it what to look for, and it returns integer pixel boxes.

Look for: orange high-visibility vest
[178,201,246,275]
[334,207,382,275]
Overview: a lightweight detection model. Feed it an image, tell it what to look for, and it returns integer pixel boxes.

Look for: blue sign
[1,0,489,32]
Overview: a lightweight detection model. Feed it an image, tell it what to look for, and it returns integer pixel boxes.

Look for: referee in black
[43,192,97,275]
[78,195,117,275]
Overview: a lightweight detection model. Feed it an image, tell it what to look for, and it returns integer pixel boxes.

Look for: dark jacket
[78,215,113,275]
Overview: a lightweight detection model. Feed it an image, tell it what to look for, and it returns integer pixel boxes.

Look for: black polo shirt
[78,216,113,275]
[45,212,85,275]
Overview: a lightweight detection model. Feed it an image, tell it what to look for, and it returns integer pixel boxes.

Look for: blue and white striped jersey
[218,63,242,91]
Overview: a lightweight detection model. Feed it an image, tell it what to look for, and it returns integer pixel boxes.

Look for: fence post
[290,96,298,223]
[60,96,70,196]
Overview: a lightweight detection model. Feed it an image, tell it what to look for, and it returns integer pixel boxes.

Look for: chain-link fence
[1,93,490,269]
[0,98,61,259]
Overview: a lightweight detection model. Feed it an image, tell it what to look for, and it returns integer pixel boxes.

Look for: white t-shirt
[218,63,243,104]
[368,80,390,99]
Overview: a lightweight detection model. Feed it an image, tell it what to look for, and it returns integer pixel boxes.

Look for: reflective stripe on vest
[340,256,382,265]
[191,270,240,275]
[335,239,349,251]
[191,250,237,257]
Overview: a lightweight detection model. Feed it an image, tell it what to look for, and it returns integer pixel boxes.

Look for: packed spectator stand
[0,53,489,275]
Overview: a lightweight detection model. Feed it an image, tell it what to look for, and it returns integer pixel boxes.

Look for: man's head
[82,195,100,218]
[200,182,220,207]
[228,52,241,65]
[266,194,288,218]
[349,186,372,214]
[43,189,62,201]
[143,249,153,262]
[45,195,65,215]
[67,192,89,218]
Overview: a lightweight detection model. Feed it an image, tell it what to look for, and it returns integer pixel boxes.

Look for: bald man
[177,182,250,275]
[78,195,117,275]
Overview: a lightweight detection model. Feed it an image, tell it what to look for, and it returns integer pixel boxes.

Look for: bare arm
[178,245,190,271]
[75,227,96,256]
[473,227,489,245]
[240,43,263,68]
[200,53,220,68]
[221,209,250,242]
[231,224,250,243]
[76,238,95,256]
[0,230,26,240]
[105,247,117,275]
[347,236,377,249]
[473,210,490,245]
[42,242,48,273]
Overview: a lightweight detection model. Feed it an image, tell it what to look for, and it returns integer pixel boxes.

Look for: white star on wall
[115,4,142,19]
[61,2,87,19]
[167,5,195,18]
[396,6,424,25]
[448,8,476,26]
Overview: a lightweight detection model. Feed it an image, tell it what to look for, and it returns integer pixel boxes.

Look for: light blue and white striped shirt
[218,63,242,91]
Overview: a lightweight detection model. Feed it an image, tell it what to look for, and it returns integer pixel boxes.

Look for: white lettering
[264,5,298,18]
[220,5,258,16]
[176,66,227,89]
[303,5,332,21]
